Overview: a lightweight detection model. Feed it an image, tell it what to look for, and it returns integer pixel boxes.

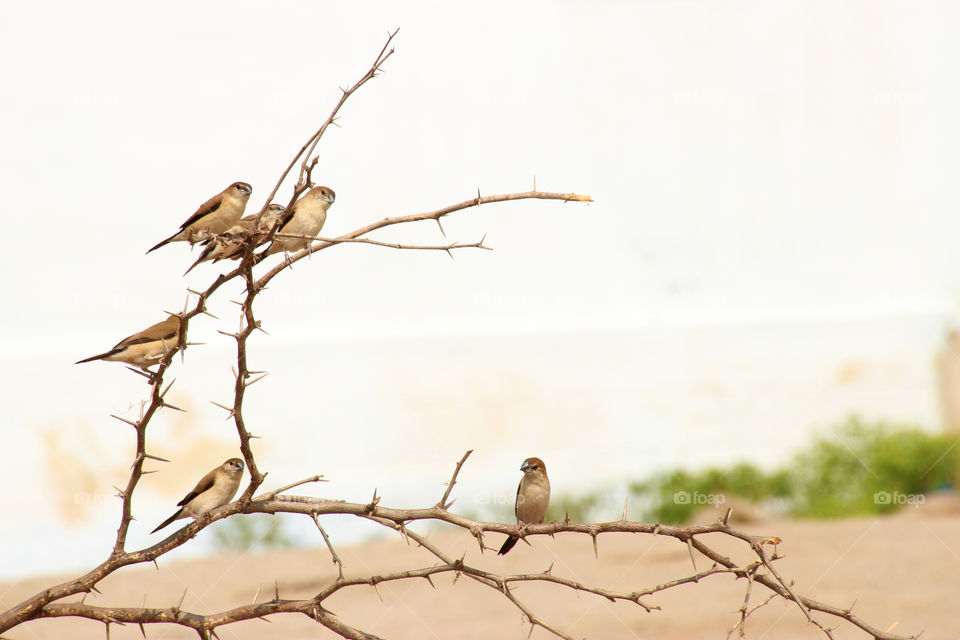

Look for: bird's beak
[324,193,335,204]
[520,461,531,472]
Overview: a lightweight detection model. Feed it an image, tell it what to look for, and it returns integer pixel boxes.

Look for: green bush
[628,418,958,524]
[790,417,958,517]
[630,464,791,524]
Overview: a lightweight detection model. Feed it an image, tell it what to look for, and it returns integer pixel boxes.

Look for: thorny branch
[256,28,398,224]
[256,189,593,289]
[4,468,918,640]
[0,28,919,640]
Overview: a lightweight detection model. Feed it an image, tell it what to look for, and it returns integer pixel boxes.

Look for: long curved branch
[1,481,918,640]
[255,190,593,289]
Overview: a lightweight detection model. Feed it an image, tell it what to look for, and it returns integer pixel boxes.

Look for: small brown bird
[75,315,182,374]
[184,203,285,274]
[261,186,335,256]
[148,181,253,253]
[151,458,245,534]
[498,457,551,555]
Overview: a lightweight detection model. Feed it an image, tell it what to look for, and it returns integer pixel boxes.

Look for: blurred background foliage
[631,417,960,524]
[212,514,296,551]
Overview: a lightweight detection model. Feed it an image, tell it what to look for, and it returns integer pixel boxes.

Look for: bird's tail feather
[498,535,519,555]
[183,251,209,275]
[75,350,117,365]
[151,508,184,534]
[147,230,180,254]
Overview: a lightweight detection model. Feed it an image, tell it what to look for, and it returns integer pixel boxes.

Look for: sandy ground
[2,507,958,640]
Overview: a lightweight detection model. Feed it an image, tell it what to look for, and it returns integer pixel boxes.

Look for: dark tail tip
[183,257,204,276]
[498,535,518,556]
[147,235,174,254]
[75,352,109,365]
[151,509,182,534]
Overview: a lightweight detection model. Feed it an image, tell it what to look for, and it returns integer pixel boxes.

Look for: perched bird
[148,182,253,253]
[184,203,285,274]
[261,186,335,257]
[498,457,551,555]
[75,315,182,374]
[151,458,245,534]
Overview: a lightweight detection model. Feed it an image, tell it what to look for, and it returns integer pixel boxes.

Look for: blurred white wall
[1,0,959,578]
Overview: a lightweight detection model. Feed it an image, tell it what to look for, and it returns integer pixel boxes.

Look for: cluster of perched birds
[74,181,550,552]
[75,181,336,374]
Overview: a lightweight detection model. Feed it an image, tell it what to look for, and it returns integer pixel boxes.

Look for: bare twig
[311,515,345,580]
[273,232,492,254]
[436,449,473,509]
[256,29,398,222]
[255,190,593,289]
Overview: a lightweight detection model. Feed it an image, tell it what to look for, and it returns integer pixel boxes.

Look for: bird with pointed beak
[260,185,335,257]
[148,181,253,252]
[184,203,286,274]
[75,315,182,375]
[499,457,551,555]
[152,458,245,534]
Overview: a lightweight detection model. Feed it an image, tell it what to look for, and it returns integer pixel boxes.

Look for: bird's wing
[514,478,523,520]
[113,317,180,350]
[276,201,300,232]
[177,192,224,230]
[176,467,218,507]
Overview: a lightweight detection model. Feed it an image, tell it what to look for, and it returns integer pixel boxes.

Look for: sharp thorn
[245,372,269,387]
[125,366,154,380]
[110,414,139,428]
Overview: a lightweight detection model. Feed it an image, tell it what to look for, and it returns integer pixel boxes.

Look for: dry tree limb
[255,190,593,289]
[7,478,918,640]
[256,28,398,221]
